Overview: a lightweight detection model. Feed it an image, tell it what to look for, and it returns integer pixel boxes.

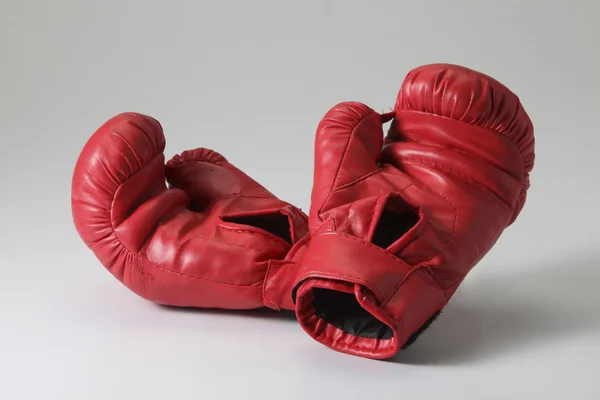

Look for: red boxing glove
[291,64,535,359]
[71,113,308,310]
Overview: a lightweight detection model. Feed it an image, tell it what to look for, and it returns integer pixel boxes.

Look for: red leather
[291,64,535,359]
[71,112,308,310]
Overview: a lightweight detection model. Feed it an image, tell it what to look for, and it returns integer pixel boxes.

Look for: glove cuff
[292,232,447,359]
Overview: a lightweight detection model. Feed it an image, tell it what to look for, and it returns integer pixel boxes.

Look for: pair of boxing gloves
[72,63,535,359]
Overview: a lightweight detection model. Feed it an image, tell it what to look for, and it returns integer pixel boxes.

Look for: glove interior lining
[311,288,394,340]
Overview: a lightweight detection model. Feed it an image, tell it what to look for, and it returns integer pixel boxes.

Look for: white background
[1,1,599,398]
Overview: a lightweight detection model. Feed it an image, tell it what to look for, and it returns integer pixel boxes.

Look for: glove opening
[311,287,394,340]
[371,195,420,251]
[222,213,292,244]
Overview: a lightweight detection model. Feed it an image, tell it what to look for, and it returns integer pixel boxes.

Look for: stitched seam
[129,230,268,287]
[398,109,528,170]
[390,180,458,297]
[318,169,459,300]
[398,159,512,212]
[106,223,266,287]
[143,254,262,287]
[323,232,421,301]
[168,160,274,207]
[304,269,386,302]
[378,264,441,308]
[332,168,384,192]
[391,140,522,180]
[320,179,457,298]
[178,230,275,253]
[204,194,273,208]
[168,158,228,168]
[262,261,275,308]
[218,225,290,251]
[135,228,271,285]
[317,110,378,222]
[423,265,446,292]
[378,177,457,297]
[100,154,275,286]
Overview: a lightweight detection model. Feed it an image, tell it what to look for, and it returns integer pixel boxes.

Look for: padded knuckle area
[71,113,171,274]
[73,113,165,196]
[317,102,375,135]
[397,63,534,164]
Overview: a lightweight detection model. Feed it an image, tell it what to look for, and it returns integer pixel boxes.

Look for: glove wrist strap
[292,232,446,359]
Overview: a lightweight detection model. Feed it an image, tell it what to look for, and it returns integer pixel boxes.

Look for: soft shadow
[391,248,600,365]
[155,304,298,322]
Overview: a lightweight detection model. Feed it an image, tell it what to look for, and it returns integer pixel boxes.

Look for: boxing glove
[71,112,308,310]
[290,64,535,359]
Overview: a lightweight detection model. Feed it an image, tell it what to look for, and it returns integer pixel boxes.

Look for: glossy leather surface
[292,64,535,359]
[71,113,308,309]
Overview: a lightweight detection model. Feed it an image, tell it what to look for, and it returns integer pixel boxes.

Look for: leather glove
[71,112,308,310]
[289,63,535,359]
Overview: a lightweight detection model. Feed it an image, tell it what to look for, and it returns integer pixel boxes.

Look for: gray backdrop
[1,1,599,399]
